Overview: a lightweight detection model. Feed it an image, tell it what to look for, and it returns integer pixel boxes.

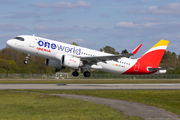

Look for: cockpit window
[14,37,24,41]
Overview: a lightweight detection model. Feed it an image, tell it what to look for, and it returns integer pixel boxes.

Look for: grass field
[0,79,180,84]
[24,90,180,115]
[1,80,180,119]
[0,90,143,120]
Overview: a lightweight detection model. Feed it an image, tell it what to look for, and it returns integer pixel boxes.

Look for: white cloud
[0,0,17,4]
[0,24,27,31]
[126,3,180,16]
[34,26,104,33]
[34,19,54,23]
[3,11,49,19]
[115,21,180,30]
[142,17,158,22]
[115,22,159,29]
[34,26,83,33]
[32,1,92,9]
[114,21,180,39]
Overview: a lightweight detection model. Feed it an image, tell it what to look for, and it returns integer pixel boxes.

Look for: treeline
[0,48,55,74]
[160,51,180,74]
[0,46,179,74]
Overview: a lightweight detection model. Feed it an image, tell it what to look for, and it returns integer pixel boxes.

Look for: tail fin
[138,40,169,67]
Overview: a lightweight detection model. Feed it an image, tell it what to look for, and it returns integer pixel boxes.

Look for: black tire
[24,60,28,64]
[84,71,91,77]
[72,71,79,77]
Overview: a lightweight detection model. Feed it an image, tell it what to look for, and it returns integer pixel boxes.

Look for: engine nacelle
[45,59,65,70]
[62,55,83,69]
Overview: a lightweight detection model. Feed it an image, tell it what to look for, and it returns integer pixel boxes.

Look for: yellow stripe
[151,39,169,49]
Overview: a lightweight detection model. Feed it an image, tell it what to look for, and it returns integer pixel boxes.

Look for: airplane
[6,35,170,77]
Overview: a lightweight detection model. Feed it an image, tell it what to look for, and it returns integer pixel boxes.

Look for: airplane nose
[6,39,14,48]
[6,40,11,47]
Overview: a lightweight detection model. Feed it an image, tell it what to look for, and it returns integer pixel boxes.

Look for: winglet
[132,44,142,54]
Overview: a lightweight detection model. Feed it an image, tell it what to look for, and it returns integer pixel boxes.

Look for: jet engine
[62,55,83,69]
[45,59,65,71]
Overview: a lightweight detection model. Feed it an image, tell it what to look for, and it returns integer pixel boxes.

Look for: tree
[0,48,56,74]
[160,51,180,74]
[0,59,18,73]
[71,42,79,46]
[121,49,128,54]
[100,46,119,55]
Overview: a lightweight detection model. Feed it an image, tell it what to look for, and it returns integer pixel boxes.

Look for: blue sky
[1,0,180,57]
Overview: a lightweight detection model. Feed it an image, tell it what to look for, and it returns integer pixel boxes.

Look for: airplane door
[134,61,140,71]
[29,37,35,47]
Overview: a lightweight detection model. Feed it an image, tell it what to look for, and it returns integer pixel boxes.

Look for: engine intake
[62,55,83,69]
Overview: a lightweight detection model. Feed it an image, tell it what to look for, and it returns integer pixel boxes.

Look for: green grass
[25,90,180,115]
[0,90,143,120]
[0,79,180,84]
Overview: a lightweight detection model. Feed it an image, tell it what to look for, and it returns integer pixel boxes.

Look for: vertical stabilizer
[138,40,169,68]
[123,40,169,74]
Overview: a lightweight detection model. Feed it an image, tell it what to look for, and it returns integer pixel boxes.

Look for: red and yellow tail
[139,40,169,68]
[123,40,169,74]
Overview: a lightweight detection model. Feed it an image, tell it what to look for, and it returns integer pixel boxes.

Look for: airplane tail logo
[124,40,169,74]
[138,40,169,68]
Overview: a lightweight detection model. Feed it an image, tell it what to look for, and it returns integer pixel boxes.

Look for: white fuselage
[7,35,138,74]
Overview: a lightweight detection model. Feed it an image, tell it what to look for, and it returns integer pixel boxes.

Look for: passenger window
[14,37,24,41]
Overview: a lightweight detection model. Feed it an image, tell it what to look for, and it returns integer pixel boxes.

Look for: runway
[0,84,180,90]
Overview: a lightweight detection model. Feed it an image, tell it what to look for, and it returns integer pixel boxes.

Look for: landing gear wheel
[24,54,30,64]
[84,71,91,77]
[72,71,79,77]
[24,60,28,64]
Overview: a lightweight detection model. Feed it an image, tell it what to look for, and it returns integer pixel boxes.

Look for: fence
[70,73,180,79]
[0,73,180,79]
[0,74,56,79]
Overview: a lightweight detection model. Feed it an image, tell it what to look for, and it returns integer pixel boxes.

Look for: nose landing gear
[24,54,30,64]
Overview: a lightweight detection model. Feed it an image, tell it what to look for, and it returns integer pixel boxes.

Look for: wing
[81,44,142,65]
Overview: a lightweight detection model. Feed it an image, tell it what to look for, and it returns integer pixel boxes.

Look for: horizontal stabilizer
[148,67,173,74]
[148,67,174,71]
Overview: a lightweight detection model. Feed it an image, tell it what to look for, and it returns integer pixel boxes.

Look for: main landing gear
[84,71,91,77]
[72,70,91,77]
[72,71,79,77]
[24,54,30,64]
